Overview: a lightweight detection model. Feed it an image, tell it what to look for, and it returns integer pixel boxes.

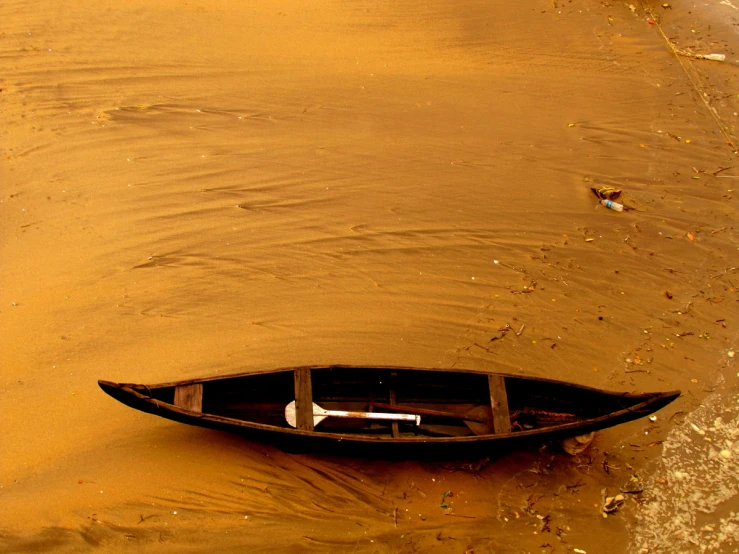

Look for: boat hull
[98,365,680,454]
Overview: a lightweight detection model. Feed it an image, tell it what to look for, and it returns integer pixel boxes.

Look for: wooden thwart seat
[488,375,511,434]
[293,368,314,431]
[389,389,400,438]
[174,383,203,413]
[389,371,400,438]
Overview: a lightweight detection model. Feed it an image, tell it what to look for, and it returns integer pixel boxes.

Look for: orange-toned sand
[2,1,737,552]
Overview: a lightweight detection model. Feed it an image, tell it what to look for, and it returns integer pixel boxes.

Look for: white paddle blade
[285,400,297,427]
[285,401,329,428]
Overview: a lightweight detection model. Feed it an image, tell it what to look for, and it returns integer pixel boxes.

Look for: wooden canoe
[98,365,679,453]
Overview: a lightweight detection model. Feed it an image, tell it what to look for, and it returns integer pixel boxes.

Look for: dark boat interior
[128,367,666,438]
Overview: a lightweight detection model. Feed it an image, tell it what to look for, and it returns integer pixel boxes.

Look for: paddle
[373,402,489,423]
[373,402,496,436]
[462,405,495,436]
[285,401,421,428]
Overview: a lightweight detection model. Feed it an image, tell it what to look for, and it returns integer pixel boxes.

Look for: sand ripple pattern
[2,1,739,553]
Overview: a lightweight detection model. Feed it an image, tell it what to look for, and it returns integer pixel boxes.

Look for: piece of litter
[690,423,705,435]
[649,416,657,422]
[695,53,726,62]
[603,494,625,513]
[574,549,587,554]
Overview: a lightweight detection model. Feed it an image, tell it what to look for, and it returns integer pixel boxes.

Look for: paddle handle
[373,402,488,423]
[319,406,420,425]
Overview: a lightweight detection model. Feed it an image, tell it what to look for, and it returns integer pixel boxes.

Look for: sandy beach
[1,0,737,552]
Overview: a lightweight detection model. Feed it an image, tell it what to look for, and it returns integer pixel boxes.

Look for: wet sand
[1,0,737,552]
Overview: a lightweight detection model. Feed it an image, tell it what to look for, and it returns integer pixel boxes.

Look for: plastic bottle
[600,199,624,212]
[697,53,726,62]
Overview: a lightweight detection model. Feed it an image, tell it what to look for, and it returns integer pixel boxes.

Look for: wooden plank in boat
[389,389,400,438]
[293,368,314,431]
[488,375,511,433]
[174,383,203,413]
[418,424,474,437]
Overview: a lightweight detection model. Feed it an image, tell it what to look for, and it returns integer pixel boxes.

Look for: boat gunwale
[104,364,670,400]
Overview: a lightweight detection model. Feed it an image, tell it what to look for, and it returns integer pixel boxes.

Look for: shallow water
[631,377,739,553]
[1,0,737,552]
